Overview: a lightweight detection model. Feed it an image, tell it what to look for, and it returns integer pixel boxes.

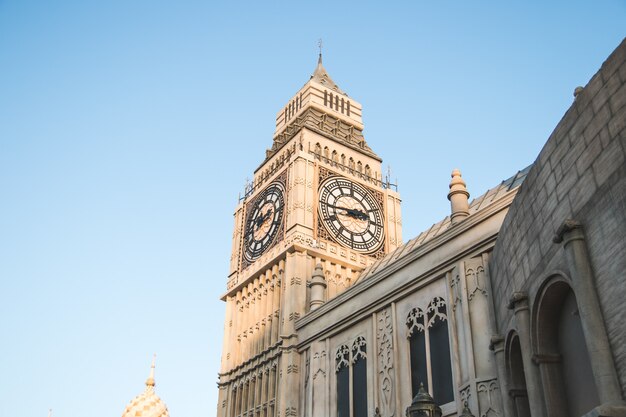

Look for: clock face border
[317,171,385,256]
[241,173,287,269]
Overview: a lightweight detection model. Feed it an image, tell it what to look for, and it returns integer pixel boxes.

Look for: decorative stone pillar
[490,335,514,417]
[508,292,546,417]
[532,353,568,417]
[309,263,326,311]
[447,169,469,224]
[554,220,626,414]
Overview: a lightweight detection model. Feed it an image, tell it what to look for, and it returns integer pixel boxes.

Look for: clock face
[243,182,285,263]
[318,176,384,253]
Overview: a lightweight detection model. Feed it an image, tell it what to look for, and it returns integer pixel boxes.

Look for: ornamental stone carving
[377,307,396,417]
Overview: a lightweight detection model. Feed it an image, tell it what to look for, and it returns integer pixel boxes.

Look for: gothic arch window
[533,278,599,416]
[336,336,368,417]
[406,307,427,398]
[357,161,363,173]
[364,164,371,177]
[332,150,338,165]
[347,100,351,116]
[341,154,346,168]
[324,146,330,160]
[315,143,322,160]
[405,298,454,405]
[348,157,355,170]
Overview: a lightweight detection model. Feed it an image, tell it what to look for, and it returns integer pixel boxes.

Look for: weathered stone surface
[489,37,626,403]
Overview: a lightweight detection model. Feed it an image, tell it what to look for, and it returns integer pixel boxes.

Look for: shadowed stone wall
[489,37,626,396]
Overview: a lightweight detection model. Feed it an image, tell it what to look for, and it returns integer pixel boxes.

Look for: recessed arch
[505,331,531,417]
[532,274,599,416]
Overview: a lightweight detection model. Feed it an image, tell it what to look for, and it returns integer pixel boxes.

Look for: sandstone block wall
[489,38,626,395]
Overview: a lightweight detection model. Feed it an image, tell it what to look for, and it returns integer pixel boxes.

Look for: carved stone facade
[218,39,626,417]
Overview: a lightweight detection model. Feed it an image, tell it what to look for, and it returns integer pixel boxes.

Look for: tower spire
[145,353,156,387]
[317,38,323,63]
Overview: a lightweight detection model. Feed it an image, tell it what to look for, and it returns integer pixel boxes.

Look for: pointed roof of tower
[310,53,346,95]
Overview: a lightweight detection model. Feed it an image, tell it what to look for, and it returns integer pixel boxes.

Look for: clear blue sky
[0,1,624,416]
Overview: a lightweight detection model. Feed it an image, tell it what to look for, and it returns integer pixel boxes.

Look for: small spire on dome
[145,354,156,387]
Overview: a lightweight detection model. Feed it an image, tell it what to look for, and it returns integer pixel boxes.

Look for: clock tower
[217,54,402,417]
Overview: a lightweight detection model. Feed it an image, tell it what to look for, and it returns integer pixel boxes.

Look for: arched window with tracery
[335,336,368,417]
[406,307,427,398]
[406,297,454,405]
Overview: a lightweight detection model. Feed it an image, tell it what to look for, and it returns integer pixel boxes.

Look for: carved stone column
[532,354,567,417]
[490,335,514,417]
[554,220,626,415]
[277,251,309,417]
[508,292,546,417]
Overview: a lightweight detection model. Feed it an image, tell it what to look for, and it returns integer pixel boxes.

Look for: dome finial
[145,353,156,387]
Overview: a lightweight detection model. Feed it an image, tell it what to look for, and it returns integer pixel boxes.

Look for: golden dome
[122,356,170,417]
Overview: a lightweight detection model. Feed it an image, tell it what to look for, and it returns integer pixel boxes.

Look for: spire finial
[317,38,323,63]
[48,409,52,417]
[145,353,156,387]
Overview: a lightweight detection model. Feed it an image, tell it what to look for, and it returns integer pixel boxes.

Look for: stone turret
[447,169,469,224]
[309,263,327,311]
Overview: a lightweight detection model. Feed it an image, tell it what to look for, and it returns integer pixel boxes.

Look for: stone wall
[489,37,626,395]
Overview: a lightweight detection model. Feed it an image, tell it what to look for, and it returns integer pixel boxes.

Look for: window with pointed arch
[335,336,367,417]
[406,297,454,405]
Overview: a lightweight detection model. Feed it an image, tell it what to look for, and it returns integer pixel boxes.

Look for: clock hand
[325,203,369,221]
[254,213,265,228]
[255,209,273,229]
[346,208,369,221]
